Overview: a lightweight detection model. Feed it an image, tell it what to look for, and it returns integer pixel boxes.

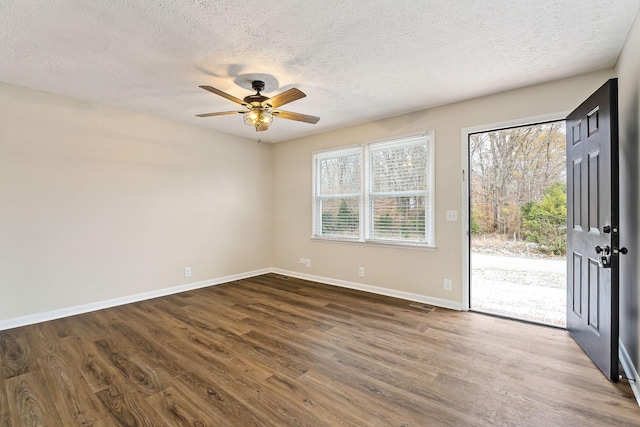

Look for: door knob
[613,247,628,255]
[595,245,611,255]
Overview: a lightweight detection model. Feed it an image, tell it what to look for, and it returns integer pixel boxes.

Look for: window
[313,132,434,247]
[314,146,362,239]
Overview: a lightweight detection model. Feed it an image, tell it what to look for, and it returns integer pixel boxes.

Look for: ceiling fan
[196,80,320,132]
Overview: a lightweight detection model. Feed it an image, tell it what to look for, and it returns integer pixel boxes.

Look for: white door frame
[460,112,570,311]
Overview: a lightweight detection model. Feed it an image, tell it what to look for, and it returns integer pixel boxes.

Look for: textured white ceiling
[1,0,639,143]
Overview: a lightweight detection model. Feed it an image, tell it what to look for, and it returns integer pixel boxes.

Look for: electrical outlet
[444,278,452,291]
[184,267,192,278]
[446,210,458,221]
[305,259,311,268]
[359,267,365,277]
[299,257,306,264]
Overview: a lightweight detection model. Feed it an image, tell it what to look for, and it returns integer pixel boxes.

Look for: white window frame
[312,131,435,248]
[312,145,362,241]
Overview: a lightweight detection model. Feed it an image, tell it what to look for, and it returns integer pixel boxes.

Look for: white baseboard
[0,268,271,331]
[1,267,462,331]
[271,268,463,311]
[620,339,640,407]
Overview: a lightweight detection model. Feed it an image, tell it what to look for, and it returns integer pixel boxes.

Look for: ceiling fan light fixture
[243,109,273,127]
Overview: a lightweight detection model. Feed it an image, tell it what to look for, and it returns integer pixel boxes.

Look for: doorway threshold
[470,308,566,330]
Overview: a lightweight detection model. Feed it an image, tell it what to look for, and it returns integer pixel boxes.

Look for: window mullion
[362,144,370,241]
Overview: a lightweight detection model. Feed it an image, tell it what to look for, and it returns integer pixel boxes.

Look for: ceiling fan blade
[199,85,247,106]
[256,124,269,132]
[264,88,306,108]
[274,110,320,124]
[196,111,245,117]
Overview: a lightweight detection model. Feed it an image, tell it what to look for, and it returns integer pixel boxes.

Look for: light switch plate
[446,210,458,221]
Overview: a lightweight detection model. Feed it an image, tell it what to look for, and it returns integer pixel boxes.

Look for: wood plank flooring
[1,273,639,426]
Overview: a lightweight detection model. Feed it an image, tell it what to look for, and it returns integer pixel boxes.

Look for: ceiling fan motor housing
[251,80,266,93]
[244,81,269,106]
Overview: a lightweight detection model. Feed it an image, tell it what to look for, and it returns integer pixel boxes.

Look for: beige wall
[272,69,613,306]
[0,82,272,322]
[616,8,640,378]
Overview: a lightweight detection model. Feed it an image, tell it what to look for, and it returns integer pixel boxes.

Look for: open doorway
[469,120,567,327]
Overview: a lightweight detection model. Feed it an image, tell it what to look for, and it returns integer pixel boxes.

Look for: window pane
[371,144,428,192]
[318,154,361,196]
[371,196,426,241]
[320,198,360,237]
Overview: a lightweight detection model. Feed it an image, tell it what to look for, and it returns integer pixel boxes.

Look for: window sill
[310,236,436,251]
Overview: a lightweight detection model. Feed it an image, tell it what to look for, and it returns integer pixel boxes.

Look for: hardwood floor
[1,274,639,426]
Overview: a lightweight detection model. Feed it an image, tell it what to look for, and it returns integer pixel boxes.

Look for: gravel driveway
[471,253,567,327]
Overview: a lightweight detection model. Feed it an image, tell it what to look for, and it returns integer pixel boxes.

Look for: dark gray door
[566,78,620,381]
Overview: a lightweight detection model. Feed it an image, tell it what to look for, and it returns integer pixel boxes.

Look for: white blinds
[315,147,361,238]
[367,135,430,243]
